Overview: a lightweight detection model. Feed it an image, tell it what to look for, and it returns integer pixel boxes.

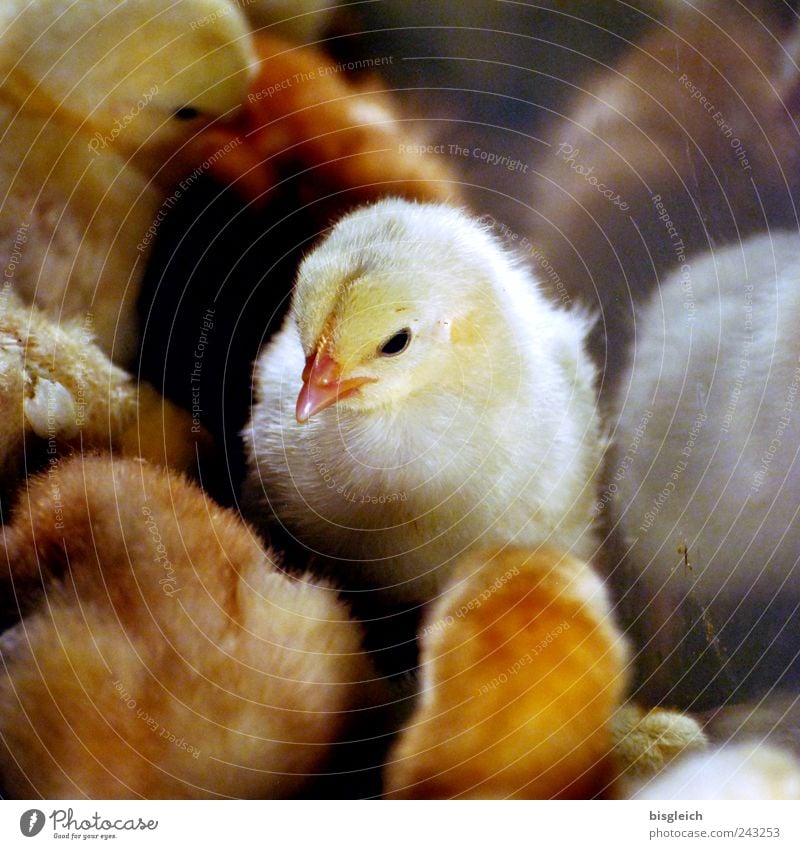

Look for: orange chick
[383,546,629,799]
[195,33,456,210]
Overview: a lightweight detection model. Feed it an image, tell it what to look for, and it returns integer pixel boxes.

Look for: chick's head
[291,199,511,423]
[2,0,256,154]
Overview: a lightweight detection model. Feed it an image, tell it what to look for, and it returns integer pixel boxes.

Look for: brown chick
[0,455,372,799]
[383,545,629,799]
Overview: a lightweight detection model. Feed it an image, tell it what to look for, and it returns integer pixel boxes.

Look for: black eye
[174,106,201,121]
[379,328,412,357]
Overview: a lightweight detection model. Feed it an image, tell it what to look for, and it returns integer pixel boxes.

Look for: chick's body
[0,0,256,363]
[244,200,602,604]
[609,231,800,706]
[0,456,372,799]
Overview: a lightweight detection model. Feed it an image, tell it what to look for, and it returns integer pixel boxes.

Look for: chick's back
[0,455,371,799]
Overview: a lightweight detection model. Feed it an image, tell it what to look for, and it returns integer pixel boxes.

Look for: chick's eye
[173,106,201,121]
[379,328,412,357]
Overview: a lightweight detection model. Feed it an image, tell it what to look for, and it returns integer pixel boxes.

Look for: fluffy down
[383,546,629,799]
[608,231,800,707]
[0,0,257,363]
[0,300,207,497]
[611,704,707,796]
[243,199,603,605]
[195,34,455,211]
[528,2,800,379]
[632,743,800,800]
[0,455,372,799]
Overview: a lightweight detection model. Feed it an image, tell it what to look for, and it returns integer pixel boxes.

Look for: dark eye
[379,328,412,357]
[174,106,201,121]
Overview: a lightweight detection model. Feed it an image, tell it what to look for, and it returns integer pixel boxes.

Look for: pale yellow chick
[243,199,603,604]
[0,299,209,494]
[632,743,800,800]
[0,0,256,363]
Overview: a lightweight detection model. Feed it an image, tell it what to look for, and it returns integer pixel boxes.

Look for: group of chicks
[524,0,800,714]
[0,0,799,800]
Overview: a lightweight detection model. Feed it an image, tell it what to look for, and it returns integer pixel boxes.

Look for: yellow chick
[0,0,256,364]
[243,199,603,605]
[0,455,373,799]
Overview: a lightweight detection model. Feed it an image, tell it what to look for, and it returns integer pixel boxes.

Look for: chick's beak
[296,352,374,424]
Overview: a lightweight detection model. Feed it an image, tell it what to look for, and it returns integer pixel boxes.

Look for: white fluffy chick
[608,231,800,706]
[632,743,800,800]
[243,199,603,605]
[0,0,256,363]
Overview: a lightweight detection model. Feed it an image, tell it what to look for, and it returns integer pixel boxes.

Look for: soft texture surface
[0,0,257,362]
[609,231,800,706]
[0,455,372,798]
[633,742,800,800]
[0,300,207,497]
[194,32,456,211]
[383,546,629,798]
[243,199,603,605]
[528,1,800,378]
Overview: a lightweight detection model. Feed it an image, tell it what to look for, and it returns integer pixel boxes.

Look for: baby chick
[0,455,372,799]
[383,545,629,799]
[608,231,800,707]
[0,0,257,363]
[632,743,800,800]
[243,199,603,605]
[195,33,455,211]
